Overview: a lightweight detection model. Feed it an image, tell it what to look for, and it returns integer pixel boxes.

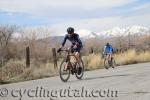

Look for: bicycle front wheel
[59,59,70,82]
[104,59,109,69]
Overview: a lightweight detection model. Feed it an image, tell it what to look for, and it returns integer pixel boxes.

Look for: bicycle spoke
[59,60,70,82]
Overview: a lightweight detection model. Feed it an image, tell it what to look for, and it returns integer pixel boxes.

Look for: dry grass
[0,59,57,84]
[0,60,26,80]
[0,49,150,84]
[115,50,137,65]
[83,49,150,70]
[115,49,150,65]
[82,54,104,70]
[136,51,150,62]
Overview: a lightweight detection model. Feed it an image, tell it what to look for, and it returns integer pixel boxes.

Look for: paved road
[0,62,150,100]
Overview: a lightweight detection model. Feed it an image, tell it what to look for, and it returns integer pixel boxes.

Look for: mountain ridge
[77,25,150,39]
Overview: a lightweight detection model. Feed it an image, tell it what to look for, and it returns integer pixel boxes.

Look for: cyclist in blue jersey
[103,43,114,63]
[57,27,83,67]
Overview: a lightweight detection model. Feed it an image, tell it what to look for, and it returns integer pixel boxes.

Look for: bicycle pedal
[105,66,109,69]
[71,70,74,75]
[77,67,82,75]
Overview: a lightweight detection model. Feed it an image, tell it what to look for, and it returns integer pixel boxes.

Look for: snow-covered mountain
[76,29,99,39]
[77,26,150,39]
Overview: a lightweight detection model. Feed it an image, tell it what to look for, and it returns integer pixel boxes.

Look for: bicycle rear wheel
[59,59,70,82]
[75,59,84,80]
[111,58,116,68]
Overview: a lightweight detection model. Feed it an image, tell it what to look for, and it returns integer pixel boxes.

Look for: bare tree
[0,25,17,66]
[0,25,17,49]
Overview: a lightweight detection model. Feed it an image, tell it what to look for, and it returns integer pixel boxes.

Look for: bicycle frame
[104,54,113,61]
[61,49,78,69]
[59,48,84,82]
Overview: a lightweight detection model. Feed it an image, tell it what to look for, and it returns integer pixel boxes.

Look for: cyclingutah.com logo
[0,88,9,97]
[0,86,118,100]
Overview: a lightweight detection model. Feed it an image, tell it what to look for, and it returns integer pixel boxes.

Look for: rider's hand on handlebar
[73,45,77,49]
[57,48,62,53]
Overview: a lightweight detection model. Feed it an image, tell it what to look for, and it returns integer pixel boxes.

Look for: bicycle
[58,48,84,82]
[103,54,116,69]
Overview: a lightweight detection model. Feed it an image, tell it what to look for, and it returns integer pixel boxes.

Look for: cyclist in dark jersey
[57,27,83,66]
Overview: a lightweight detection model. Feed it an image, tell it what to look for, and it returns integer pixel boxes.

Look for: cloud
[49,12,150,36]
[0,0,150,37]
[49,17,122,35]
[0,0,137,15]
[131,2,150,10]
[126,3,150,16]
[47,1,150,35]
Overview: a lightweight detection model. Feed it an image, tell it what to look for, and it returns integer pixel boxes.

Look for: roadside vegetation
[1,49,150,84]
[0,25,150,84]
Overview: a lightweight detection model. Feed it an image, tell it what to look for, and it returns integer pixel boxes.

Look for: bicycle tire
[59,59,70,82]
[104,59,109,69]
[75,59,84,80]
[111,58,116,68]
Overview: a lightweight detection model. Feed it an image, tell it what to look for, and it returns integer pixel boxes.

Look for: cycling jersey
[103,45,113,54]
[61,33,83,52]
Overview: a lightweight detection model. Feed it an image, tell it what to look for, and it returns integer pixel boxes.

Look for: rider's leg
[106,54,109,60]
[109,53,113,66]
[109,54,112,61]
[73,46,82,66]
[75,52,81,65]
[107,54,111,65]
[75,52,83,75]
[107,53,111,61]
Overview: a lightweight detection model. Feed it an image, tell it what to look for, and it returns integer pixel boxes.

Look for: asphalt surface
[0,62,150,100]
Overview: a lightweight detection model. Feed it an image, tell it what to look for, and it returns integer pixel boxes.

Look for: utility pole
[128,32,131,50]
[26,46,30,67]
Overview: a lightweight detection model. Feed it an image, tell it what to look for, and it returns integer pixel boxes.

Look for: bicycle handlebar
[59,49,71,53]
[58,47,75,53]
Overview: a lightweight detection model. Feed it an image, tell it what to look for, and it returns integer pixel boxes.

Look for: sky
[0,0,150,35]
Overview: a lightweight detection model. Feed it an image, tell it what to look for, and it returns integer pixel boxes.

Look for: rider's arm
[109,45,113,53]
[76,34,82,47]
[103,46,106,54]
[61,35,68,47]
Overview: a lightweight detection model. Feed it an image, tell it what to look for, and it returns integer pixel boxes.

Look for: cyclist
[57,27,83,70]
[103,43,113,64]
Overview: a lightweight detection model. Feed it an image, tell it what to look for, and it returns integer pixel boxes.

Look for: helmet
[106,43,109,46]
[67,27,74,34]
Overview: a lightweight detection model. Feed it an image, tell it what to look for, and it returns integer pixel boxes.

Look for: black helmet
[106,43,109,46]
[67,27,74,34]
